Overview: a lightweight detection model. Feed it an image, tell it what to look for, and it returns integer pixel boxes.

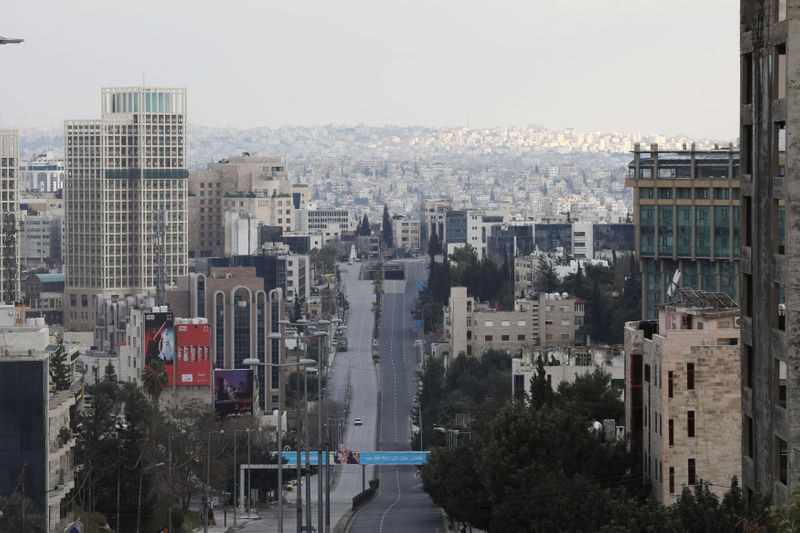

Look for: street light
[204,430,225,533]
[308,330,329,533]
[243,356,314,533]
[233,427,262,526]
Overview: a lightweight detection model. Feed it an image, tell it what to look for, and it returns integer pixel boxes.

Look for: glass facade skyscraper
[626,145,740,319]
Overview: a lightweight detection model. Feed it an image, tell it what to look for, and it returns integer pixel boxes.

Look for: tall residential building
[740,0,796,504]
[624,290,741,505]
[625,144,740,319]
[0,130,20,304]
[64,87,188,331]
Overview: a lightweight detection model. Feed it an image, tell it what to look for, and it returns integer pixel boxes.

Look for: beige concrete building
[444,287,584,359]
[512,345,625,399]
[624,289,741,505]
[420,197,451,247]
[392,213,421,251]
[64,87,189,331]
[188,154,295,258]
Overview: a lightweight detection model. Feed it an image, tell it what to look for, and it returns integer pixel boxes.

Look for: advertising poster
[214,369,254,417]
[175,323,212,387]
[144,311,175,385]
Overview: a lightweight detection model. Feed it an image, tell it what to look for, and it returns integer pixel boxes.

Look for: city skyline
[1,0,737,139]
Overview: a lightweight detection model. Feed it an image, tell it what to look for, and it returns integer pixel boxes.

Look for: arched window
[233,288,251,368]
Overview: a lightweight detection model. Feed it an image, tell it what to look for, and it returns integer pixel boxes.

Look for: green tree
[534,257,559,293]
[141,359,169,404]
[360,214,371,236]
[49,338,72,393]
[381,204,394,248]
[427,226,442,257]
[529,358,554,411]
[103,360,118,383]
[556,369,624,423]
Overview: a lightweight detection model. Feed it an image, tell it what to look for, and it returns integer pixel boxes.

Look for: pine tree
[428,226,442,257]
[49,339,72,393]
[360,214,371,236]
[103,360,118,383]
[381,205,394,248]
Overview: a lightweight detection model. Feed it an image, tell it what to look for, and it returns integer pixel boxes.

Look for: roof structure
[674,288,738,311]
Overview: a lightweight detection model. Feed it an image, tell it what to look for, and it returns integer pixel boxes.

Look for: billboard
[144,311,175,385]
[214,369,254,417]
[175,322,212,387]
[281,450,429,466]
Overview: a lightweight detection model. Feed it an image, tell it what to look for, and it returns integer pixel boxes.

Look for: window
[687,363,695,390]
[658,168,676,178]
[81,294,88,307]
[695,188,710,200]
[501,335,510,341]
[658,188,673,199]
[668,371,674,398]
[714,188,730,200]
[745,345,754,390]
[669,467,675,494]
[669,419,674,447]
[677,187,692,199]
[688,459,696,485]
[645,364,651,383]
[484,321,494,327]
[777,436,788,485]
[517,335,526,341]
[484,335,493,341]
[639,187,654,199]
[688,411,695,437]
[775,359,787,408]
[745,415,754,459]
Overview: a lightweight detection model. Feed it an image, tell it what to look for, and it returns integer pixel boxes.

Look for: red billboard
[175,322,212,387]
[144,311,175,386]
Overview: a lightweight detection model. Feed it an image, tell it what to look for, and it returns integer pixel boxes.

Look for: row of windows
[639,187,738,200]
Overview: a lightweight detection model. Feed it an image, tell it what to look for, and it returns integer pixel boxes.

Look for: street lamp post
[204,430,224,533]
[243,356,315,533]
[311,330,328,533]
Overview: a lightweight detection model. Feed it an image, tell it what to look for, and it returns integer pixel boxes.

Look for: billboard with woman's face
[214,369,254,417]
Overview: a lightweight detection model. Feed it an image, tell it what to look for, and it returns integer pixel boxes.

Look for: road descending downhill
[350,259,443,533]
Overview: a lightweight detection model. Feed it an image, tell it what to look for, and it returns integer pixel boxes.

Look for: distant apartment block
[625,144,740,319]
[19,152,64,192]
[188,154,294,258]
[392,213,420,251]
[624,290,740,505]
[512,345,624,399]
[420,198,451,246]
[444,287,584,359]
[64,87,189,330]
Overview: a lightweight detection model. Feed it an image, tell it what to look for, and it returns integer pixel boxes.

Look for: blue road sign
[415,319,423,330]
[281,450,429,466]
[416,280,426,291]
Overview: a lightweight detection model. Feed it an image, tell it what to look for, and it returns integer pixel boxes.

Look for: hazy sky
[1,0,738,139]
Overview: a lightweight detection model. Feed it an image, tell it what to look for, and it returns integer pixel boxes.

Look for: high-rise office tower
[64,87,188,331]
[740,0,795,504]
[0,130,20,304]
[625,144,740,319]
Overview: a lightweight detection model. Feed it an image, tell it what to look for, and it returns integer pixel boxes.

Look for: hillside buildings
[625,144,740,319]
[64,87,189,331]
[624,290,740,504]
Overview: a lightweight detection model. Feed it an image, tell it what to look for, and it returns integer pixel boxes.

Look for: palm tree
[141,359,168,404]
